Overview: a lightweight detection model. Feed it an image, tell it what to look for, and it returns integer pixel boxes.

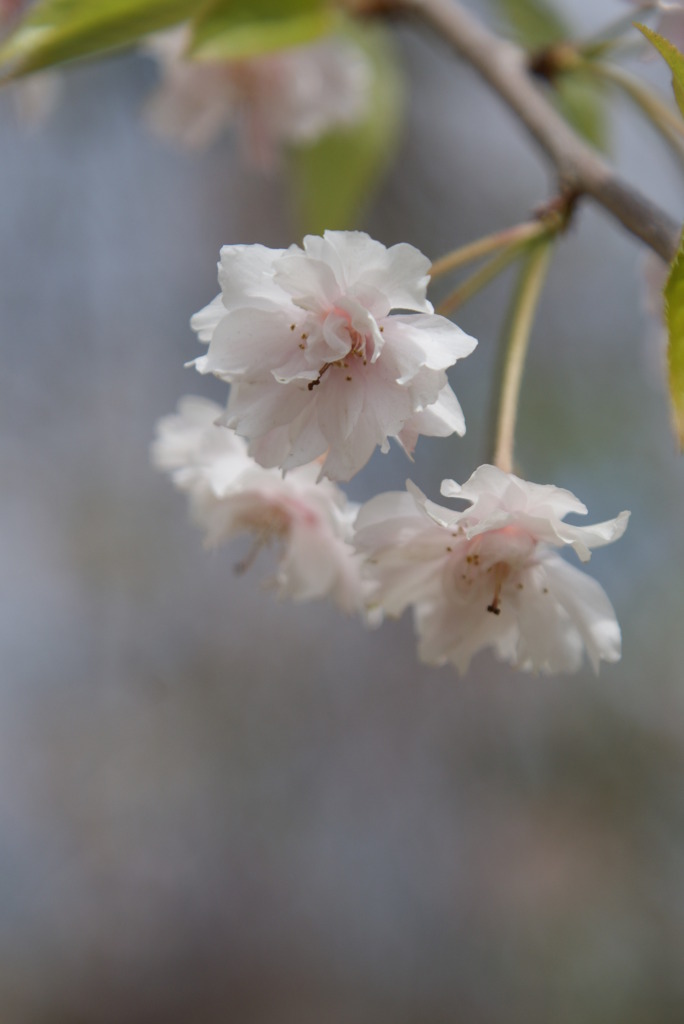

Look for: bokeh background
[3,0,684,1020]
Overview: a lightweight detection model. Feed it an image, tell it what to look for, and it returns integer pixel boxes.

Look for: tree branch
[372,0,681,261]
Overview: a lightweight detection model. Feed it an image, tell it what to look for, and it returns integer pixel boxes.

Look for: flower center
[307,307,377,391]
[451,525,536,614]
[233,494,319,573]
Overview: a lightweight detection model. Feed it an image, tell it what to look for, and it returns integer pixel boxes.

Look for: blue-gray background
[3,0,684,1019]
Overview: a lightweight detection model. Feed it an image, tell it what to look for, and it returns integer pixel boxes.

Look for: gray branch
[379,0,681,261]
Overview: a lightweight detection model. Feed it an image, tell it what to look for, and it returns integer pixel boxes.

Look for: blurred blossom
[355,465,629,675]
[144,27,371,167]
[152,395,372,614]
[191,231,477,481]
[1,0,59,125]
[626,0,684,49]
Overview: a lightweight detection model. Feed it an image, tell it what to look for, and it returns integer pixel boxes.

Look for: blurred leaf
[665,231,684,449]
[189,0,334,61]
[0,0,199,75]
[289,22,403,234]
[556,73,607,150]
[490,0,568,49]
[636,22,684,121]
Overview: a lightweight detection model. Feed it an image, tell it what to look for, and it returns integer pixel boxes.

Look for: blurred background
[3,0,684,1020]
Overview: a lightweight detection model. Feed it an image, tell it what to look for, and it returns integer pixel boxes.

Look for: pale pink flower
[152,395,370,612]
[355,465,629,675]
[144,28,370,167]
[191,231,478,482]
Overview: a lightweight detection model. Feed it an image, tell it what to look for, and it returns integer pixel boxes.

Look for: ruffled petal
[541,552,622,671]
[190,293,226,344]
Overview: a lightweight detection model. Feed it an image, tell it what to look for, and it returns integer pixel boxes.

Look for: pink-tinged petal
[322,312,356,361]
[415,592,519,673]
[512,564,584,674]
[541,553,622,671]
[374,561,447,618]
[441,465,510,503]
[281,523,355,606]
[218,243,288,309]
[335,297,384,358]
[317,372,366,445]
[398,383,466,454]
[273,251,342,311]
[354,490,422,533]
[202,308,301,378]
[224,379,310,438]
[353,381,413,450]
[272,345,320,384]
[279,404,329,470]
[385,314,477,374]
[321,231,433,312]
[550,510,631,562]
[404,483,463,534]
[317,417,379,481]
[247,424,293,469]
[449,466,587,518]
[190,293,226,343]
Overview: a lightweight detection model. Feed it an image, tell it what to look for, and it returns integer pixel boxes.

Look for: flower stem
[430,219,548,279]
[436,245,526,316]
[491,238,554,475]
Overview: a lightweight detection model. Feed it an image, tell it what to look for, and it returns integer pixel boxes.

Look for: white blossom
[192,231,477,481]
[152,396,371,613]
[144,28,370,166]
[355,465,630,675]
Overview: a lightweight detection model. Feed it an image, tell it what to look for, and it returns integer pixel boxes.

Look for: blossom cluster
[154,231,629,676]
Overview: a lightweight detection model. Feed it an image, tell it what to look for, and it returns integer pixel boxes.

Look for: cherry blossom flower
[191,231,478,481]
[355,465,630,675]
[152,395,371,613]
[144,28,370,167]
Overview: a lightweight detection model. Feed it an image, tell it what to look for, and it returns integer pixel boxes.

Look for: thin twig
[430,219,548,278]
[363,0,680,262]
[436,244,525,316]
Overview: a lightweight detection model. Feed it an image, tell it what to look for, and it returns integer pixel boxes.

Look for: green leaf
[636,22,684,121]
[289,21,403,234]
[490,0,568,50]
[556,72,607,150]
[189,0,334,61]
[0,0,200,76]
[665,231,684,449]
